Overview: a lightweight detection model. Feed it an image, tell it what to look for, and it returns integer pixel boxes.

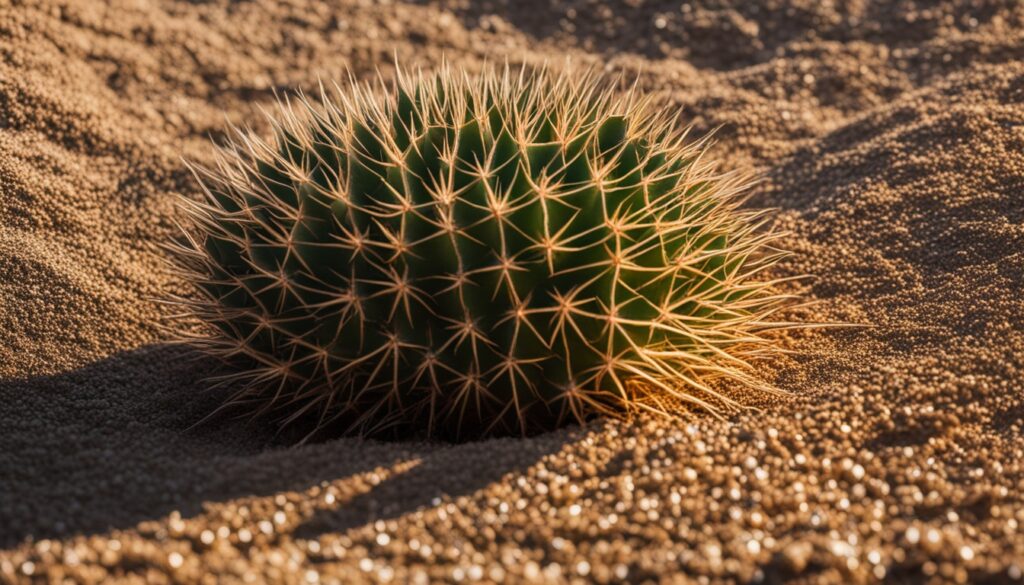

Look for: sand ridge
[1,0,1023,583]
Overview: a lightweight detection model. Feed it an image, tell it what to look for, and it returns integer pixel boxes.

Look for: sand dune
[2,0,1023,582]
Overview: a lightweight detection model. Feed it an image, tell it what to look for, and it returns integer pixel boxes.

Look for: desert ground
[2,0,1024,583]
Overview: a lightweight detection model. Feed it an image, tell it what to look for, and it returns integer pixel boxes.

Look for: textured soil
[2,0,1024,583]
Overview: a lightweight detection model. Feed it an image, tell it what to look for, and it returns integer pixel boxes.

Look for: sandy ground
[1,0,1024,583]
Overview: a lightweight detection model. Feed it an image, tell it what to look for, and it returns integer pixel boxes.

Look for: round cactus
[171,64,795,439]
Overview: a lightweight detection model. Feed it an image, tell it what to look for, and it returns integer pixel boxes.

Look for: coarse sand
[1,0,1024,583]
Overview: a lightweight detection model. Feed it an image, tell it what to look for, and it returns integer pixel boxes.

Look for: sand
[1,0,1023,582]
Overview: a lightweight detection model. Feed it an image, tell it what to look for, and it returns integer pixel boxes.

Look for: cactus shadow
[294,430,571,540]
[0,344,394,548]
[0,344,570,549]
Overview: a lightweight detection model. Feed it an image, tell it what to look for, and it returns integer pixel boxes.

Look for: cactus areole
[172,65,794,439]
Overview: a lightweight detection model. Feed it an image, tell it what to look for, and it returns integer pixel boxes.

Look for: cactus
[170,64,796,440]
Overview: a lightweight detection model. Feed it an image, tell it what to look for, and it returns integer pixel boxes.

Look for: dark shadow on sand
[0,344,568,548]
[409,1,1005,72]
[294,432,567,539]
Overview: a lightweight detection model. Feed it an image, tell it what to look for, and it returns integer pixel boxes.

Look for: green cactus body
[173,65,793,439]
